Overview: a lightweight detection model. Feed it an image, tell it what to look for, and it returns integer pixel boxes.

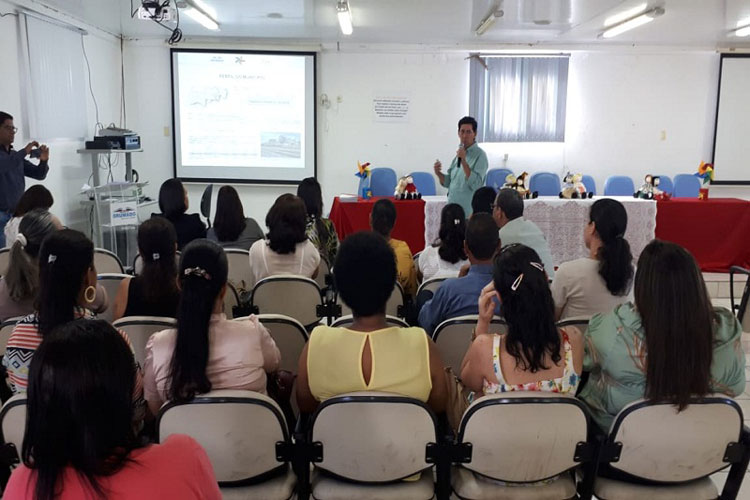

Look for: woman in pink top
[5,319,221,500]
[144,239,280,415]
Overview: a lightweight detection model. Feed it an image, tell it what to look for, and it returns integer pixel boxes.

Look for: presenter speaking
[433,116,488,217]
[0,111,50,247]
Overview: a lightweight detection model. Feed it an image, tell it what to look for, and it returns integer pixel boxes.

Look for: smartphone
[29,148,42,159]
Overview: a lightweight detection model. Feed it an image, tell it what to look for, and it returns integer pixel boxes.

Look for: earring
[84,285,97,304]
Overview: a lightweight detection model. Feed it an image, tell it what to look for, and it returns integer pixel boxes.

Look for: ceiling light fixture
[600,6,664,39]
[475,9,504,36]
[183,0,219,30]
[337,0,353,36]
[604,2,648,27]
[735,24,750,37]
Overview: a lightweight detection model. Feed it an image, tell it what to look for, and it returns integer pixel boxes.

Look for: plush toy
[559,172,593,199]
[394,175,421,200]
[505,171,538,199]
[633,174,663,200]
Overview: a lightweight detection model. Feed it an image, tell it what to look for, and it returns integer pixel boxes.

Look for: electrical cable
[80,34,104,134]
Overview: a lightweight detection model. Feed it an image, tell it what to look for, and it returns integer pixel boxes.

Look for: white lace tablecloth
[423,196,656,267]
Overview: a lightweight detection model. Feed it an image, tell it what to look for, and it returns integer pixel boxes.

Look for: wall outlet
[503,153,509,161]
[163,126,170,137]
[660,130,666,141]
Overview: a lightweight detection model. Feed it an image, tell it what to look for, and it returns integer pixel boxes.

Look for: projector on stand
[86,127,141,150]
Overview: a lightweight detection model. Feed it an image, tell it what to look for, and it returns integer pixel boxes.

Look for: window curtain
[469,56,569,142]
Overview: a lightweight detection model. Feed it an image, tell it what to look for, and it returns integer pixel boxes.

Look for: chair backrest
[457,393,590,482]
[238,314,309,373]
[369,168,398,197]
[556,316,590,335]
[581,174,597,195]
[433,315,507,373]
[224,281,240,318]
[224,248,252,294]
[0,316,24,354]
[314,256,330,289]
[157,390,289,484]
[655,175,674,195]
[251,276,322,329]
[485,168,513,189]
[337,282,405,318]
[112,316,177,367]
[673,173,701,198]
[310,392,439,482]
[603,175,635,196]
[529,172,561,196]
[731,267,750,332]
[0,247,10,277]
[330,314,409,329]
[132,251,180,276]
[0,394,27,463]
[94,248,125,274]
[409,172,437,196]
[96,273,131,323]
[605,396,744,482]
[417,277,449,297]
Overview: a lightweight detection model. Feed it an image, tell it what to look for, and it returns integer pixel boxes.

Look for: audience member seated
[113,217,180,321]
[580,240,746,432]
[551,199,634,320]
[144,239,280,416]
[449,243,583,430]
[4,320,221,500]
[492,188,555,279]
[206,185,264,250]
[0,209,58,321]
[154,178,206,250]
[419,213,501,335]
[471,186,497,215]
[297,177,339,266]
[2,229,144,414]
[248,194,320,284]
[417,203,468,281]
[370,198,417,297]
[296,231,447,414]
[3,184,53,245]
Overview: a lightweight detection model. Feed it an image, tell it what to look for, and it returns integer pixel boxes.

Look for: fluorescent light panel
[337,0,353,35]
[736,25,750,37]
[604,2,648,27]
[600,7,664,39]
[184,0,219,30]
[475,13,499,36]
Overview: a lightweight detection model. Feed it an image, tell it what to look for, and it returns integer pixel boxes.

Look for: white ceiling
[31,0,750,47]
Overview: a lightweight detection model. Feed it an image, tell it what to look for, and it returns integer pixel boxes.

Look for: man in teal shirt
[433,116,488,216]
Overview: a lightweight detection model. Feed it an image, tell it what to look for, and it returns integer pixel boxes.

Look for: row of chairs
[2,389,748,499]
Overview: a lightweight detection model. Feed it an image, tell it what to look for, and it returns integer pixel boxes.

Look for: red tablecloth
[655,198,750,272]
[329,197,426,253]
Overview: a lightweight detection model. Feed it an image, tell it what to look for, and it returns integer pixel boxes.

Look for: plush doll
[394,175,421,200]
[394,176,408,197]
[634,174,662,200]
[559,172,593,199]
[503,173,517,190]
[513,172,538,199]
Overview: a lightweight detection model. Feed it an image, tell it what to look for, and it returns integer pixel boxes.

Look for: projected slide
[171,50,316,184]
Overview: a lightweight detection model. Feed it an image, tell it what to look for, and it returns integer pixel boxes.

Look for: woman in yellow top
[296,231,447,414]
[368,198,418,297]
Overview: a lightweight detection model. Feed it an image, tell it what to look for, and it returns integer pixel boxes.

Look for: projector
[137,2,176,21]
[86,126,141,150]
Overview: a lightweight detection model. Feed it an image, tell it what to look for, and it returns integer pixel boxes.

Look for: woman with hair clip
[144,239,280,416]
[417,203,468,281]
[297,177,339,265]
[112,217,181,321]
[207,185,264,250]
[449,243,584,430]
[4,320,221,500]
[580,240,745,433]
[551,199,634,320]
[3,184,53,245]
[154,178,206,250]
[248,193,320,285]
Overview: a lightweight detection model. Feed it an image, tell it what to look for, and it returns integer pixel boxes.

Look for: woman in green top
[580,239,745,433]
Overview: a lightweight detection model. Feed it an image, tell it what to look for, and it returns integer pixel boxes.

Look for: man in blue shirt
[433,116,488,217]
[419,213,501,335]
[0,111,50,247]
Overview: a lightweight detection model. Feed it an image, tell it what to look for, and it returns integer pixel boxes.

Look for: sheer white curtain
[470,56,569,142]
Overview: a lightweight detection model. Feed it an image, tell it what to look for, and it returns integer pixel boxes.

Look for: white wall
[0,0,125,230]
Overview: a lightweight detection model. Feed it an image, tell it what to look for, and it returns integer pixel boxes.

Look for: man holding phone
[0,111,50,247]
[433,116,488,217]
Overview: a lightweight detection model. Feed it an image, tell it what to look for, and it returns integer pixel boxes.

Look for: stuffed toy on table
[559,172,593,199]
[394,175,421,200]
[633,174,668,200]
[502,172,538,199]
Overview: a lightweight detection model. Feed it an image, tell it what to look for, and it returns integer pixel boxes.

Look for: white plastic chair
[94,248,125,274]
[0,394,27,466]
[232,314,308,374]
[224,248,253,295]
[96,273,130,323]
[337,282,406,319]
[112,316,177,367]
[251,276,323,329]
[432,315,507,373]
[0,248,10,277]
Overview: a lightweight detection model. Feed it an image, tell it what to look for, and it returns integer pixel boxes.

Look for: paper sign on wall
[110,201,138,226]
[373,95,410,123]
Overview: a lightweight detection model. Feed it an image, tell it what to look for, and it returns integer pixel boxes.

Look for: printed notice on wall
[373,95,410,123]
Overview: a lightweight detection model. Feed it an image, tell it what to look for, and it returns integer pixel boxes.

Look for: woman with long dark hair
[370,198,417,296]
[417,203,468,281]
[144,239,280,415]
[3,184,53,245]
[207,185,264,250]
[248,194,320,285]
[4,320,221,500]
[580,240,745,431]
[112,217,180,320]
[297,177,339,265]
[552,199,634,320]
[155,178,206,250]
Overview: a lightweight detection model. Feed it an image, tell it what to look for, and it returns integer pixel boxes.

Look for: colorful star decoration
[694,161,714,186]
